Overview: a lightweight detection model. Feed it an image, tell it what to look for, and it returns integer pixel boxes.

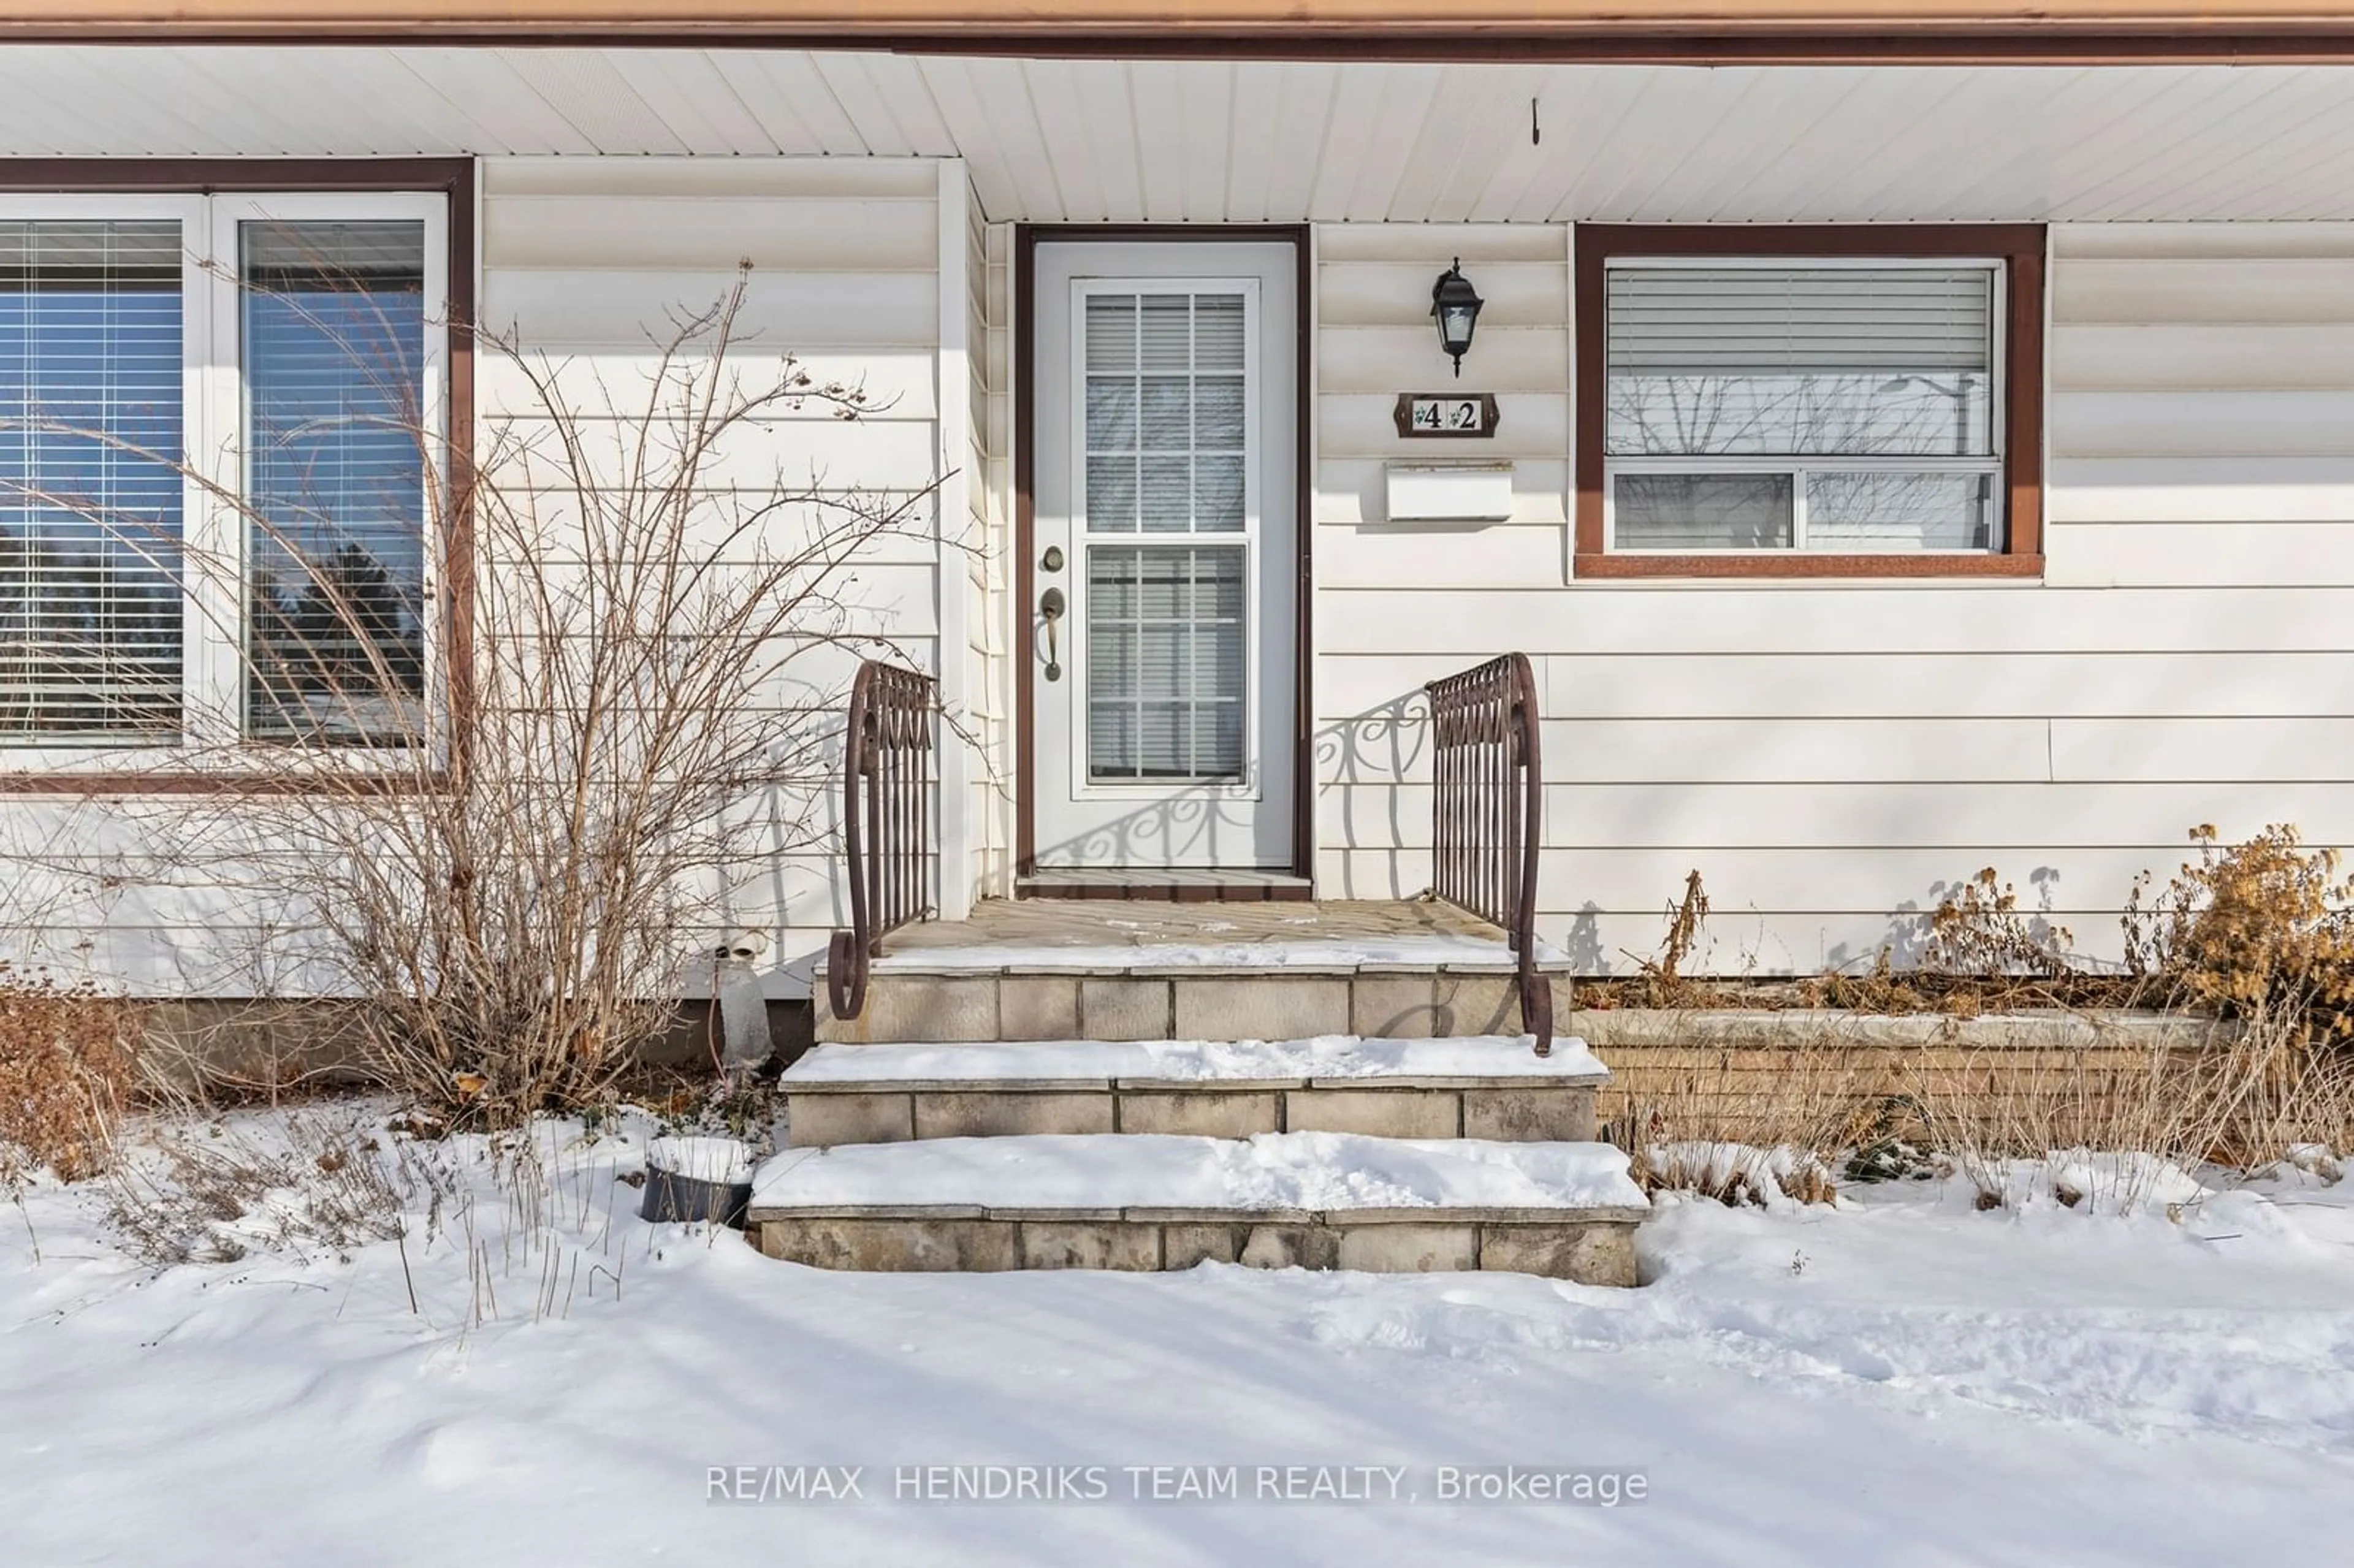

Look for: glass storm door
[1030,242,1297,869]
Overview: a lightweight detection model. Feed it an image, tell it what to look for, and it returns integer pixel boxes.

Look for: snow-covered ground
[4,1106,2351,1567]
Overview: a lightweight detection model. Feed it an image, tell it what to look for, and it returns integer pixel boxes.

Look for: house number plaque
[1393,392,1501,438]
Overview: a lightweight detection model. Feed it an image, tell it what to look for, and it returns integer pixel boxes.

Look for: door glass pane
[1086,544,1244,782]
[1613,473,1794,549]
[1194,454,1244,531]
[1081,289,1247,535]
[1141,455,1192,531]
[1194,375,1244,446]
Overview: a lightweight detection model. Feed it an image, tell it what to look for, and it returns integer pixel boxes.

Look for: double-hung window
[1575,226,2044,577]
[0,185,448,766]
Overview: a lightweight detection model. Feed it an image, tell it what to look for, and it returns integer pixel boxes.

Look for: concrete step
[745,1130,1648,1285]
[783,1035,1607,1147]
[816,964,1571,1045]
[817,898,1568,1045]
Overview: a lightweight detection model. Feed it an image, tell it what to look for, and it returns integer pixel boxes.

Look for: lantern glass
[1438,302,1477,355]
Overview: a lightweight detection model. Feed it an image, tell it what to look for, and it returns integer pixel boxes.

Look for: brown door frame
[1013,223,1314,885]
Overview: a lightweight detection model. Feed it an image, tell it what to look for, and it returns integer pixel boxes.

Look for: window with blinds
[243,219,429,744]
[1081,288,1251,783]
[0,194,439,757]
[1604,262,2002,552]
[0,219,185,742]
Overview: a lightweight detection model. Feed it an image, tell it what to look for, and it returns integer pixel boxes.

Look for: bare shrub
[2126,824,2354,1034]
[14,257,945,1128]
[0,967,139,1184]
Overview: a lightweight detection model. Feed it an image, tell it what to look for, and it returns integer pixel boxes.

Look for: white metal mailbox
[1384,461,1515,523]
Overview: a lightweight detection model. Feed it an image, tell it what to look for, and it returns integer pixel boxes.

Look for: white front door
[1030,241,1298,870]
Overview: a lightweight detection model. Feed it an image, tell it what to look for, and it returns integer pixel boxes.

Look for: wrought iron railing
[825,660,937,1021]
[1425,652,1553,1057]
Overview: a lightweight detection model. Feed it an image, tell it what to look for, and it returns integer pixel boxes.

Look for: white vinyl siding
[478,158,951,994]
[1,158,960,996]
[1316,220,2354,972]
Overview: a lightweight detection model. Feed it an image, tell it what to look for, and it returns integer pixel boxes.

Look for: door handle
[1040,587,1066,681]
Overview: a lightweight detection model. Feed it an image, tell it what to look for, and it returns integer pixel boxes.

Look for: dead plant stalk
[5,261,945,1125]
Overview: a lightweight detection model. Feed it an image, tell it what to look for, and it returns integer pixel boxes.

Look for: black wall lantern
[1430,258,1484,377]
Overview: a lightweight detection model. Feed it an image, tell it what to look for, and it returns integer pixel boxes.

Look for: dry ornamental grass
[0,969,139,1185]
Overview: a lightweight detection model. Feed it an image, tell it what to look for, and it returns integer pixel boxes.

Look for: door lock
[1040,587,1067,681]
[1042,545,1065,573]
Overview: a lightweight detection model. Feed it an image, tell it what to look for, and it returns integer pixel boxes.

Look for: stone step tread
[855,945,1574,976]
[748,1130,1647,1219]
[783,1035,1609,1093]
[748,1201,1654,1224]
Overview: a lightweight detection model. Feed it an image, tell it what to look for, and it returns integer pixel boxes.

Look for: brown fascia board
[10,5,2354,63]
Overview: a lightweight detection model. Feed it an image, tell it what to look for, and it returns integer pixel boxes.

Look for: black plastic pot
[639,1165,752,1228]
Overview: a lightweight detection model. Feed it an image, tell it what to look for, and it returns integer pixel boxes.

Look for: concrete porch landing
[816,898,1567,1045]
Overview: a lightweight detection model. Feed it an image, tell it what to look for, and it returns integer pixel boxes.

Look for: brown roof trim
[13,11,2354,63]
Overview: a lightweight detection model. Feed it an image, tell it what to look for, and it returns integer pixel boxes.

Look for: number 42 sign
[1392,392,1502,439]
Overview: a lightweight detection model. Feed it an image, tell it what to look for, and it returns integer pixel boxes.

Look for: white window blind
[1604,261,2002,553]
[1083,292,1246,535]
[1607,267,1994,377]
[1087,544,1245,782]
[0,219,184,742]
[1081,287,1251,783]
[242,219,428,744]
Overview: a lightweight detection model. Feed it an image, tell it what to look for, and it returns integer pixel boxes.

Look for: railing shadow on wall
[1312,693,1428,899]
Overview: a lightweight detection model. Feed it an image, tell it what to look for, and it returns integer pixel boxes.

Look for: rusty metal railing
[1425,653,1553,1057]
[826,660,937,1021]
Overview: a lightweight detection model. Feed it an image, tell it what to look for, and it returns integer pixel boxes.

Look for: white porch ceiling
[4,47,2354,223]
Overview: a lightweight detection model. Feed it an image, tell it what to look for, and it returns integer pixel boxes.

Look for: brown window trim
[1572,222,2044,582]
[0,157,476,796]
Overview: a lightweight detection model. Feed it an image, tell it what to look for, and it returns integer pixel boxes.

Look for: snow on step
[750,1132,1647,1216]
[782,1034,1608,1089]
[872,933,1568,973]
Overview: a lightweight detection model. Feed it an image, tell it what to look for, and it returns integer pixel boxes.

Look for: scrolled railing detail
[826,660,937,1021]
[1425,652,1553,1057]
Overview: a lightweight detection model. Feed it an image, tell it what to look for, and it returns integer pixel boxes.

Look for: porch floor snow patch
[866,897,1566,972]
